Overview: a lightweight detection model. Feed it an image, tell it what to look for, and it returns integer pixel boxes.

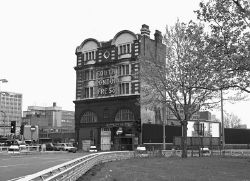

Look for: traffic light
[20,124,24,135]
[135,119,141,132]
[11,121,16,133]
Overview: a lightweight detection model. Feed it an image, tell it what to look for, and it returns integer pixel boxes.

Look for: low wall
[16,151,135,181]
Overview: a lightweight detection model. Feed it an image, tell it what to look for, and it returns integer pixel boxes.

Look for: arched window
[80,111,97,123]
[115,109,135,122]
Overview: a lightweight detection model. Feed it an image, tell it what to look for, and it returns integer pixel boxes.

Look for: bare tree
[196,0,250,93]
[140,20,221,158]
[224,112,242,128]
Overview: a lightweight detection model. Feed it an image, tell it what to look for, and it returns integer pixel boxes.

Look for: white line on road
[0,163,28,168]
[0,159,71,168]
[6,176,27,181]
[0,156,72,161]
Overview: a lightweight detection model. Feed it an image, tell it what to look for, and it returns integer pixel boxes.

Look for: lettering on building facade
[96,67,118,97]
[106,122,133,128]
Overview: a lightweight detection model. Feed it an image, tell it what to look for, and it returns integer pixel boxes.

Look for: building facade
[22,102,75,135]
[61,110,75,132]
[164,108,211,126]
[74,24,166,151]
[0,92,22,136]
[160,107,217,137]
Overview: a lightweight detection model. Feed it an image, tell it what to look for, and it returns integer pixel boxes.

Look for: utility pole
[162,103,166,150]
[220,89,225,150]
[0,79,8,136]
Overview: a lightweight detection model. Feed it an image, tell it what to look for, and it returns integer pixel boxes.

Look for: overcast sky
[0,0,249,128]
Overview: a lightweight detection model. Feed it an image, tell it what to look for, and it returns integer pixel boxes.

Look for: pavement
[0,150,70,158]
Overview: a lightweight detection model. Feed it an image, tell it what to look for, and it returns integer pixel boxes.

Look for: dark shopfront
[74,95,141,151]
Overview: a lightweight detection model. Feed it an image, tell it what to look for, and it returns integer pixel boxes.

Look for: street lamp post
[162,104,166,150]
[214,85,225,151]
[220,89,225,150]
[0,79,8,136]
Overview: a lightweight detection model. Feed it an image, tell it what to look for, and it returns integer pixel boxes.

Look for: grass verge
[77,156,250,181]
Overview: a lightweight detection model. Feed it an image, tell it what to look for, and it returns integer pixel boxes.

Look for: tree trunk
[181,120,188,158]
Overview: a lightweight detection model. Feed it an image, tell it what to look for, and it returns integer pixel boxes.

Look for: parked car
[54,143,65,151]
[89,145,98,153]
[16,141,27,152]
[65,143,77,153]
[8,145,20,154]
[54,143,77,153]
[200,147,211,156]
[45,143,56,151]
[4,140,14,147]
[24,140,32,146]
[55,143,66,151]
[136,145,148,157]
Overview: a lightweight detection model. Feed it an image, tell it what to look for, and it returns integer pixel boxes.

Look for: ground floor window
[80,111,97,123]
[115,109,135,121]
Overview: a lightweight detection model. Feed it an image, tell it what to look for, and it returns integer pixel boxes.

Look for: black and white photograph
[0,0,250,180]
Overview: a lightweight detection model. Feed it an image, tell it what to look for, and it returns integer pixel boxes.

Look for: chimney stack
[154,30,163,43]
[140,24,150,37]
[53,102,56,107]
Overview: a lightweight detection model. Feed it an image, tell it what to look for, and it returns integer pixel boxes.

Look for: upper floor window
[118,64,130,76]
[83,50,96,62]
[80,111,97,123]
[83,69,95,81]
[118,43,131,55]
[84,87,94,98]
[119,82,130,95]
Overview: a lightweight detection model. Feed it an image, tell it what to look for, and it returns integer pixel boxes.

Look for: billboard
[187,121,220,137]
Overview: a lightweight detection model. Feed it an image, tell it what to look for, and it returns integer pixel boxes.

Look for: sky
[0,0,249,128]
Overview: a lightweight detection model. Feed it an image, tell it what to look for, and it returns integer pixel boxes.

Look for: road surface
[0,152,87,181]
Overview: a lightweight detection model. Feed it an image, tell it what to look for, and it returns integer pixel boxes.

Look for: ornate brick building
[74,24,166,151]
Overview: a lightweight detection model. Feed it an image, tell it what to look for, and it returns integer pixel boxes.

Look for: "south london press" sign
[96,68,118,96]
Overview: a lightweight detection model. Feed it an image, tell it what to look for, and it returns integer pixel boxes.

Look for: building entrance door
[101,128,111,151]
[114,136,133,151]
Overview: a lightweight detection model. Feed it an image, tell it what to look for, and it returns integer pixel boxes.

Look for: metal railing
[0,145,40,153]
[16,151,134,181]
[161,149,250,157]
[9,149,250,181]
[213,149,250,157]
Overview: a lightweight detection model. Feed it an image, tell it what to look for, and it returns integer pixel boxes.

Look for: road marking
[0,159,72,168]
[1,155,74,160]
[0,156,57,161]
[6,176,26,181]
[0,163,28,168]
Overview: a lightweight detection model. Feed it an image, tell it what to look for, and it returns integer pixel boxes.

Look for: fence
[161,149,250,157]
[173,136,221,147]
[143,143,174,150]
[82,143,135,151]
[212,149,250,157]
